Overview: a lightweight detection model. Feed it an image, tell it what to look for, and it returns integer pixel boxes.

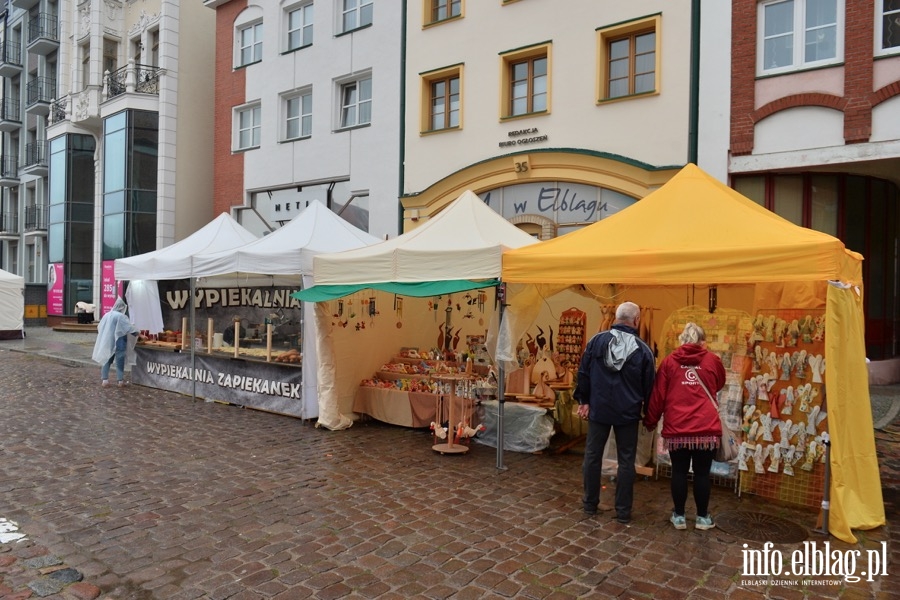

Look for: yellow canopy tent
[499,163,883,543]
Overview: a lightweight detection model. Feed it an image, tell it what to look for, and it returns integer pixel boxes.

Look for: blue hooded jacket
[573,323,656,425]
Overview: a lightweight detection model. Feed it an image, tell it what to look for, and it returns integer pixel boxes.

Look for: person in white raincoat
[92,297,145,387]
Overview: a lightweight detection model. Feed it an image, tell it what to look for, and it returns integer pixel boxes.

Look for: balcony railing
[24,204,47,231]
[106,63,163,99]
[50,98,67,124]
[1,97,21,122]
[26,76,56,106]
[0,211,19,234]
[1,40,22,66]
[0,155,19,179]
[23,141,47,169]
[27,12,59,45]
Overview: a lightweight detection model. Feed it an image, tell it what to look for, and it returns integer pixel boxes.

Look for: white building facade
[205,0,403,240]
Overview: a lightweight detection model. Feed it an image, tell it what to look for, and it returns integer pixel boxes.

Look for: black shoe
[615,514,631,524]
[583,506,597,515]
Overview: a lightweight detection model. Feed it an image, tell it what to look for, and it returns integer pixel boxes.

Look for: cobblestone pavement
[0,337,898,599]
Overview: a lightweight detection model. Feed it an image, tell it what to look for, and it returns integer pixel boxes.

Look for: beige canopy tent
[499,163,883,544]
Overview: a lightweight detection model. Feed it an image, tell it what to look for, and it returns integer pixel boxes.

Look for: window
[150,30,160,66]
[428,0,461,24]
[877,0,900,55]
[758,0,843,74]
[339,77,371,128]
[81,43,90,90]
[285,90,312,139]
[235,104,261,150]
[287,3,313,51]
[341,0,373,33]
[597,15,660,102]
[103,39,118,75]
[421,66,461,132]
[500,44,550,119]
[238,22,263,66]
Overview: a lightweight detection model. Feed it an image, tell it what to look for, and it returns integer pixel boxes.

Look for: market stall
[296,189,539,432]
[499,163,883,543]
[0,268,24,340]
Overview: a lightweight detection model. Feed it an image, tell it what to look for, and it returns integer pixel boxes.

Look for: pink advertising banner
[101,260,121,315]
[47,263,65,316]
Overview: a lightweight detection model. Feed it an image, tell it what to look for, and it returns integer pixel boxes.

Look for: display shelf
[431,374,476,455]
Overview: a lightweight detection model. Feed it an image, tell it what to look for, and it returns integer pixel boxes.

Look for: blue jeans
[101,335,128,382]
[582,420,639,519]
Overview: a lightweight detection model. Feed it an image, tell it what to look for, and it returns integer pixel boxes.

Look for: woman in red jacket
[644,322,725,531]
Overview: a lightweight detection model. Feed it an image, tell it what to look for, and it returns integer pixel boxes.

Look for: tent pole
[815,431,832,536]
[190,276,196,401]
[496,284,507,471]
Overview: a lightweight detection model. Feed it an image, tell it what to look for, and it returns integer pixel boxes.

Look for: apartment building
[3,0,216,321]
[204,0,402,240]
[729,0,900,359]
[401,1,731,236]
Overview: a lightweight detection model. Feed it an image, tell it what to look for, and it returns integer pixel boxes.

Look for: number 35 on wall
[513,156,529,175]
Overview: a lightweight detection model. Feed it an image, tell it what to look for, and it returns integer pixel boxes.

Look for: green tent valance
[292,279,500,302]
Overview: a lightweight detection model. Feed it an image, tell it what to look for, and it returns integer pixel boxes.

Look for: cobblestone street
[0,341,897,599]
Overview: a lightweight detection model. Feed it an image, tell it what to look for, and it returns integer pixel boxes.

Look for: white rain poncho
[92,297,140,366]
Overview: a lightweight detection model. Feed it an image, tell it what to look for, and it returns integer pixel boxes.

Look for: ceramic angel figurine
[780,386,795,415]
[753,444,768,474]
[747,418,761,446]
[751,344,763,373]
[737,442,751,471]
[744,376,758,406]
[765,353,779,378]
[782,445,797,476]
[751,314,766,343]
[757,373,776,403]
[767,446,782,473]
[774,318,788,348]
[806,405,823,435]
[809,354,825,384]
[759,413,775,442]
[813,315,826,342]
[800,315,815,344]
[780,353,792,380]
[801,440,817,471]
[787,319,800,347]
[796,383,811,413]
[777,419,798,448]
[764,315,776,342]
[793,350,808,379]
[742,404,756,436]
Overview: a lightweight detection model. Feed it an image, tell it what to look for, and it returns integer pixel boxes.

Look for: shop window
[757,0,843,75]
[500,43,549,119]
[597,15,659,102]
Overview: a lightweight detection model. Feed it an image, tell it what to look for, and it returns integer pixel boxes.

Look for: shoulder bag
[689,366,740,462]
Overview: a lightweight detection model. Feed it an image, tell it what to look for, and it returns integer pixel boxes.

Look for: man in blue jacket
[575,301,656,523]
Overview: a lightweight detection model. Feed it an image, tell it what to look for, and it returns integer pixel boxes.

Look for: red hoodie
[644,343,725,440]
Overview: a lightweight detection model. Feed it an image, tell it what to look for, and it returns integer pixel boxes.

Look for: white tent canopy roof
[0,267,24,337]
[114,213,258,281]
[193,200,380,287]
[313,189,539,285]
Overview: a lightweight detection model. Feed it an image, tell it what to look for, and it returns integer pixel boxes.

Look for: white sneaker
[101,380,109,387]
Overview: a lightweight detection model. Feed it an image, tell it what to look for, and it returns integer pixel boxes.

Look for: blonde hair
[678,322,705,345]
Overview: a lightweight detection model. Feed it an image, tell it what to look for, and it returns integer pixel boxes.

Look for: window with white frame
[878,0,900,55]
[287,3,314,51]
[238,22,263,66]
[285,90,312,139]
[341,0,373,33]
[235,104,261,150]
[339,76,372,128]
[758,0,843,75]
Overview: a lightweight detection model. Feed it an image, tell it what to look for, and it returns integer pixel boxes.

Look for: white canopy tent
[191,200,382,420]
[114,213,258,331]
[0,268,24,340]
[298,189,539,430]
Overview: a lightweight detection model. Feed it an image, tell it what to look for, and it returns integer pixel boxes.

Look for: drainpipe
[397,2,407,235]
[688,0,701,165]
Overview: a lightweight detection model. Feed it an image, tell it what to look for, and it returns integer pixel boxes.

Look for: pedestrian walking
[644,322,725,531]
[575,301,656,523]
[91,297,145,387]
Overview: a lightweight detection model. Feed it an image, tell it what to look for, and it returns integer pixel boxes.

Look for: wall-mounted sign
[499,127,549,148]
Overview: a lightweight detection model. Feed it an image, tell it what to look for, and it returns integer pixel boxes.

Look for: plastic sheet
[475,400,556,453]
